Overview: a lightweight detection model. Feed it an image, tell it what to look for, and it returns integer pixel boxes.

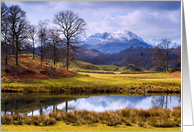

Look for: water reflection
[1,94,181,116]
[67,96,181,112]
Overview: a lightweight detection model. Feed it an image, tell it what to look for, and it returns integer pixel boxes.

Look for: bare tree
[53,10,87,69]
[28,24,38,59]
[47,28,62,65]
[1,2,15,56]
[152,45,166,72]
[1,2,8,27]
[8,5,29,66]
[152,38,176,72]
[38,19,49,71]
[162,39,176,71]
[176,46,181,67]
[18,39,32,55]
[1,2,9,71]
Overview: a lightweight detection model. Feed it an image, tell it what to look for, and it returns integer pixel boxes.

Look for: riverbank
[1,106,181,130]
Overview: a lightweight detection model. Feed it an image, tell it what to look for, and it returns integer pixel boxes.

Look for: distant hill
[84,39,152,54]
[80,46,181,70]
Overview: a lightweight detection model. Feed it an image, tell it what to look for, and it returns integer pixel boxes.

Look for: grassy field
[1,72,181,92]
[1,54,181,93]
[1,122,181,131]
[95,65,119,69]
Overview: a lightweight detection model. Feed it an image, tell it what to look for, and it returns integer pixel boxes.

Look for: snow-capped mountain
[144,38,181,48]
[82,30,152,53]
[81,30,180,54]
[144,38,162,47]
[84,30,145,45]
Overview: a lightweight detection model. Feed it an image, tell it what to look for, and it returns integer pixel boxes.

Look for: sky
[3,1,182,44]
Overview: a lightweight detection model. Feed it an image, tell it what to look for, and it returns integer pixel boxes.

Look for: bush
[113,68,119,71]
[43,118,56,126]
[1,114,13,125]
[63,112,77,123]
[25,117,33,125]
[124,120,132,126]
[124,64,144,71]
[169,67,181,73]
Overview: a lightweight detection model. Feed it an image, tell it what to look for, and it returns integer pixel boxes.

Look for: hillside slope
[1,55,75,82]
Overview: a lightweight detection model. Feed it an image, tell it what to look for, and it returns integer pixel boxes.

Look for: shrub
[43,118,56,126]
[124,120,132,126]
[63,112,77,123]
[120,108,131,117]
[31,116,44,126]
[124,64,144,71]
[172,106,181,117]
[1,114,13,125]
[25,117,33,125]
[169,67,181,73]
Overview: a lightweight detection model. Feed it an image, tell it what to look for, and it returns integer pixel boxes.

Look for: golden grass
[1,106,181,128]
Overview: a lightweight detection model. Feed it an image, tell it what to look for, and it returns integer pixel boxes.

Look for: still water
[1,93,181,116]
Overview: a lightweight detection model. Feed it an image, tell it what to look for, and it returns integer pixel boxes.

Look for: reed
[1,106,181,127]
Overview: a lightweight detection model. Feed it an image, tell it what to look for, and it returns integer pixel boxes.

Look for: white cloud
[3,1,181,43]
[85,9,181,43]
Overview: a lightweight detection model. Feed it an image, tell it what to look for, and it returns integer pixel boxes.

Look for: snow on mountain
[84,30,145,45]
[144,38,181,48]
[80,30,180,53]
[144,38,162,47]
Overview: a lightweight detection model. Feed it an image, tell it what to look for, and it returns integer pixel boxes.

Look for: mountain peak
[85,30,144,45]
[82,30,180,53]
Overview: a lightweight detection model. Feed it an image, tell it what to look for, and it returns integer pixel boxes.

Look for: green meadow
[1,72,181,92]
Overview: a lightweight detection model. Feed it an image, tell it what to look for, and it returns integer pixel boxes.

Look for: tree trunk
[166,52,169,71]
[54,43,56,65]
[66,101,68,113]
[163,60,166,72]
[33,38,35,59]
[15,37,19,66]
[66,39,69,69]
[40,40,42,71]
[12,34,15,55]
[5,36,8,70]
[170,60,173,69]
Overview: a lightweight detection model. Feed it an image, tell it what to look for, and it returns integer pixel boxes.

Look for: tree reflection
[62,94,78,113]
[4,101,8,114]
[151,96,165,108]
[151,95,181,109]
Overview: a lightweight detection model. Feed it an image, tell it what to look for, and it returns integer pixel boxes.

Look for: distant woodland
[80,46,181,70]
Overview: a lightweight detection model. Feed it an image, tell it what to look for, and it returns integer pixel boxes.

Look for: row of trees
[123,39,180,72]
[83,43,180,71]
[1,2,87,71]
